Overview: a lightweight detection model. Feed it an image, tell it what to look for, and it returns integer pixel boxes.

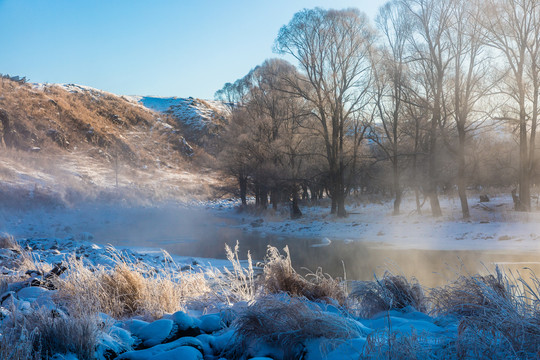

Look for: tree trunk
[254,183,260,206]
[260,185,268,209]
[239,176,247,206]
[415,188,422,215]
[457,130,470,219]
[392,158,401,215]
[336,193,347,217]
[336,160,347,217]
[290,186,302,219]
[519,107,531,211]
[301,184,308,201]
[429,74,443,217]
[270,189,278,210]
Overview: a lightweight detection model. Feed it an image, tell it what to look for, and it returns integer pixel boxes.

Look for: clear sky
[0,0,387,99]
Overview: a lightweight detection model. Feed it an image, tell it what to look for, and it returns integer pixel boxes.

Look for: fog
[5,201,540,289]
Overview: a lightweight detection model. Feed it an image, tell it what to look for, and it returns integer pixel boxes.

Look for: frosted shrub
[0,306,100,360]
[262,245,347,305]
[229,294,364,359]
[349,272,427,318]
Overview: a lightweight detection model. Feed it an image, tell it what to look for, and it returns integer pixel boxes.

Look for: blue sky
[0,0,386,99]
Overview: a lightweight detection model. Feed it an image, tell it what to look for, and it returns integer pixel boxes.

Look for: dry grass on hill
[0,78,229,205]
[0,78,192,167]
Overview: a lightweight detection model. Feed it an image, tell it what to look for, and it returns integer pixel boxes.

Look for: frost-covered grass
[350,273,427,318]
[2,233,540,358]
[261,245,347,306]
[54,250,210,320]
[0,306,100,360]
[227,294,365,359]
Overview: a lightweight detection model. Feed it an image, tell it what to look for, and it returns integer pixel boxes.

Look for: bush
[431,267,540,358]
[430,269,509,317]
[0,234,41,284]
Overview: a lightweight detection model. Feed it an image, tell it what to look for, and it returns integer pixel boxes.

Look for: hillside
[127,95,231,152]
[0,77,226,207]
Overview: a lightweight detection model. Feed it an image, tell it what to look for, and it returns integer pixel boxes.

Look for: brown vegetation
[54,252,209,320]
[0,78,230,206]
[261,245,347,306]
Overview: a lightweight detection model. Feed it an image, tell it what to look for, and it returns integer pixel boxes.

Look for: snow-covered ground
[2,194,540,358]
[232,194,540,252]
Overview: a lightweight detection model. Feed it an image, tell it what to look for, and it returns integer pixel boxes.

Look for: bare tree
[440,0,494,219]
[371,0,412,215]
[400,0,454,217]
[217,59,312,215]
[275,8,374,217]
[216,80,252,206]
[480,0,540,211]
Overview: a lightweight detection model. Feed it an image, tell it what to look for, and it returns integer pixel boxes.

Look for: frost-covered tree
[274,8,375,217]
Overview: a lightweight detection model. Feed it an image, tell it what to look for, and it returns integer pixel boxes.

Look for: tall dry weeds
[0,306,100,360]
[430,268,509,317]
[430,267,540,358]
[349,272,427,318]
[54,250,209,320]
[0,234,40,284]
[0,325,41,360]
[261,245,347,306]
[224,241,256,301]
[228,294,364,359]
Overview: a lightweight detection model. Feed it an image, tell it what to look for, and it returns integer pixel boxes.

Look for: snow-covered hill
[126,96,231,148]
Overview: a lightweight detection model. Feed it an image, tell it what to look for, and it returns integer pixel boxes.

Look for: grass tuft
[349,272,427,318]
[54,249,209,320]
[261,245,347,306]
[228,294,364,359]
[0,306,100,360]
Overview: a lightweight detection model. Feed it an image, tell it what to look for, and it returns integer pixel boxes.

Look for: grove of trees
[216,0,540,219]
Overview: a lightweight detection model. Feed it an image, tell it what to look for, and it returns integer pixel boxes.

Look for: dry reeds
[54,249,209,320]
[261,245,347,306]
[349,272,427,318]
[430,268,509,317]
[0,234,38,277]
[430,267,540,358]
[229,294,364,359]
[0,233,19,250]
[0,306,100,360]
[0,325,41,360]
[223,241,256,302]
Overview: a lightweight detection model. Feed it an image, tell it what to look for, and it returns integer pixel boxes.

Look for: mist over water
[78,205,540,288]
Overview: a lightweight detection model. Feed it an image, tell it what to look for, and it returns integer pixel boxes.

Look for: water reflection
[97,222,540,289]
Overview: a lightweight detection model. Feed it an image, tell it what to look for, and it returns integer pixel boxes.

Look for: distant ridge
[126,95,231,150]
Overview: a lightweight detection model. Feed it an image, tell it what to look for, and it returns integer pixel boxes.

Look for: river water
[86,206,540,288]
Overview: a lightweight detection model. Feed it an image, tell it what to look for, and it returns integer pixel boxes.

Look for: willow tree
[274,8,374,217]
